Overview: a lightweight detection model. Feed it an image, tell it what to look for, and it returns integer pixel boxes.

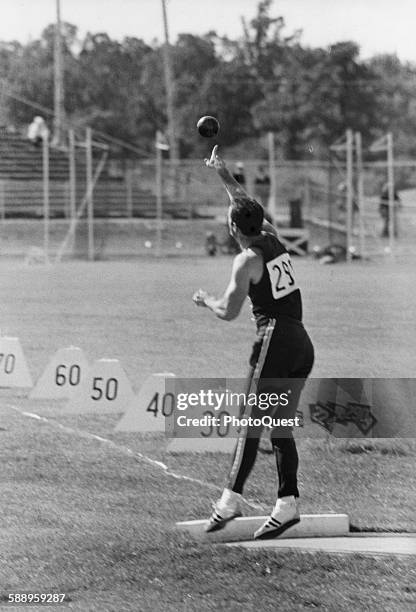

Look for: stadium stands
[0,129,189,219]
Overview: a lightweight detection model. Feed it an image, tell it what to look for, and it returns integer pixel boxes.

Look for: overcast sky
[1,0,415,62]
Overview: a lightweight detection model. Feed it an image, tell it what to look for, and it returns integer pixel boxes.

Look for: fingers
[204,145,219,167]
[192,289,207,306]
[209,145,218,165]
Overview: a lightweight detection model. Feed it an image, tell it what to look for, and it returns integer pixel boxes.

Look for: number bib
[266,252,298,300]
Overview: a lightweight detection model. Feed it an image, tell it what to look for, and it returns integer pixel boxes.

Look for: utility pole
[161,0,179,166]
[345,128,354,262]
[53,0,65,146]
[386,132,395,255]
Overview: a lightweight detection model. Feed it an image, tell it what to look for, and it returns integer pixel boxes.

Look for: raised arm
[205,145,277,237]
[205,145,250,202]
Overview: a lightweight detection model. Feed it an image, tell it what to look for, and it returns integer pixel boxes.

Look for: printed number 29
[273,260,295,292]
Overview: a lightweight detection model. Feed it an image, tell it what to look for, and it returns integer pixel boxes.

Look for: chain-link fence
[1,124,415,260]
[305,160,416,255]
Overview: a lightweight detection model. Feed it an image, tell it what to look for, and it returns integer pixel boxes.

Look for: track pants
[226,315,314,498]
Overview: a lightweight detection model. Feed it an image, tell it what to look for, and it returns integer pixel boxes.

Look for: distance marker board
[0,336,33,388]
[115,373,176,432]
[165,378,241,453]
[64,358,134,414]
[30,346,89,399]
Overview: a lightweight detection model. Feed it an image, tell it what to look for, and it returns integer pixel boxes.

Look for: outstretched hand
[192,289,209,307]
[204,145,226,170]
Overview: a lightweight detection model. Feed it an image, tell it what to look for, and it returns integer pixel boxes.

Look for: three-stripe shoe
[205,489,242,533]
[254,496,300,540]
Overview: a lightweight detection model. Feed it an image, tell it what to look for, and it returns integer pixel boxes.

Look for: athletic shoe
[253,496,300,540]
[205,491,242,532]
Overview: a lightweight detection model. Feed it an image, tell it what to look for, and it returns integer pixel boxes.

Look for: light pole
[53,0,65,146]
[161,0,179,166]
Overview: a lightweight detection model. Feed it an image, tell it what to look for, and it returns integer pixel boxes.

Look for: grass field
[0,255,416,611]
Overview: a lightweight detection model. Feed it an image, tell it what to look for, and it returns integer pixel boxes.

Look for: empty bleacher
[0,129,190,219]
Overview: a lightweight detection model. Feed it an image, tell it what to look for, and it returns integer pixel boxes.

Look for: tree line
[1,0,416,160]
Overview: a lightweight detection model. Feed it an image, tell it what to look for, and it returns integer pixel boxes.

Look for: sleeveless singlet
[248,231,302,328]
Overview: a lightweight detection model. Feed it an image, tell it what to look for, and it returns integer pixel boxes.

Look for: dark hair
[230,196,264,236]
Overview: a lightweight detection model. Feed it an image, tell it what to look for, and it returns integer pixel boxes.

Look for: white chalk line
[9,405,266,512]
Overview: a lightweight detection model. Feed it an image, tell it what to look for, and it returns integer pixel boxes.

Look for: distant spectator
[254,165,271,208]
[27,116,49,147]
[379,182,401,238]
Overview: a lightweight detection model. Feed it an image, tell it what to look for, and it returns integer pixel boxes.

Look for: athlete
[193,146,314,539]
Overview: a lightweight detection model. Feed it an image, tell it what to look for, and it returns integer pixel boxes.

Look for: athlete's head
[228,196,264,239]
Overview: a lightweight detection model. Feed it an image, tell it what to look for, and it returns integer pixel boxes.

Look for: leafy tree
[0,0,414,160]
[240,0,300,76]
[76,32,153,145]
[252,41,382,158]
[368,54,416,157]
